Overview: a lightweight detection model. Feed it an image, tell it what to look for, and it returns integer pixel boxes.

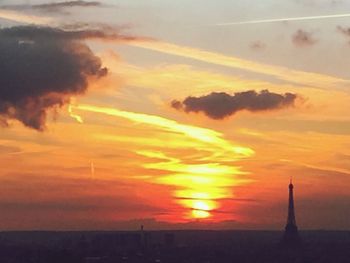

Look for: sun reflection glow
[192,209,211,219]
[74,104,254,221]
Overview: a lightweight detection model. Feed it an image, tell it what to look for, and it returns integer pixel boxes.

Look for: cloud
[337,26,350,44]
[1,1,103,13]
[294,0,344,7]
[0,25,144,131]
[171,90,299,119]
[0,25,114,130]
[0,24,141,42]
[292,29,317,47]
[337,26,350,35]
[131,41,349,90]
[0,9,54,25]
[250,41,266,50]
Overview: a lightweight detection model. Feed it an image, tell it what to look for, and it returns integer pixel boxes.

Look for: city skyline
[0,0,349,230]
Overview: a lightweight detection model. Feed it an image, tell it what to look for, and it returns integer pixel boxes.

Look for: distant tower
[140,225,147,249]
[282,178,301,247]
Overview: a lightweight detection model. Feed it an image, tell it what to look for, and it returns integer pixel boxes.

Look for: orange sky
[0,0,350,230]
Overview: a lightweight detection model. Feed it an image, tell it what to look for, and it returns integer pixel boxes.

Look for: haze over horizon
[0,0,349,231]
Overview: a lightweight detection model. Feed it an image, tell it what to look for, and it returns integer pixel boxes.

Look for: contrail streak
[215,13,350,26]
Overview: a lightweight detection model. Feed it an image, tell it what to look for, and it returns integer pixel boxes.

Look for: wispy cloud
[337,25,350,44]
[74,104,253,157]
[73,103,254,219]
[1,1,104,13]
[102,61,305,97]
[130,41,349,90]
[292,29,317,47]
[250,41,266,50]
[0,9,53,24]
[1,9,347,91]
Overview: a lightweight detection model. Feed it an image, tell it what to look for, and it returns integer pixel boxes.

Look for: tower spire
[282,178,301,247]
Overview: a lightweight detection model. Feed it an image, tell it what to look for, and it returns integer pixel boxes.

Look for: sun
[191,200,212,219]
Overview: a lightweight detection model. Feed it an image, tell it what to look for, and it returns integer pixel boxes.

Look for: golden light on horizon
[73,104,254,221]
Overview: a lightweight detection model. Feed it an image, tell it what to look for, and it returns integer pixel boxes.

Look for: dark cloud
[0,25,115,130]
[1,1,103,13]
[172,90,298,119]
[292,29,317,47]
[0,24,141,42]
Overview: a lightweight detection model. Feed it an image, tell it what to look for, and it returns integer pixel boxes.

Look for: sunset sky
[0,0,350,230]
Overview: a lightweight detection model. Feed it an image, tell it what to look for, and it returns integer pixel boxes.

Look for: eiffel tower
[281,178,301,247]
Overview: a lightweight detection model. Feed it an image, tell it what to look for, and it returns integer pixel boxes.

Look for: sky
[0,0,349,230]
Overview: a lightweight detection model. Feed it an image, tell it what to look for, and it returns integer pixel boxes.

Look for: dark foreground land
[1,230,350,263]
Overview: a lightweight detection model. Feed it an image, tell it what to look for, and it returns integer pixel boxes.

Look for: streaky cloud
[0,9,54,25]
[0,8,347,91]
[0,1,104,12]
[73,103,254,219]
[74,103,254,157]
[130,41,350,90]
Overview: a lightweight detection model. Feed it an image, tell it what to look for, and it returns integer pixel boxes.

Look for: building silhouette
[281,178,301,247]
